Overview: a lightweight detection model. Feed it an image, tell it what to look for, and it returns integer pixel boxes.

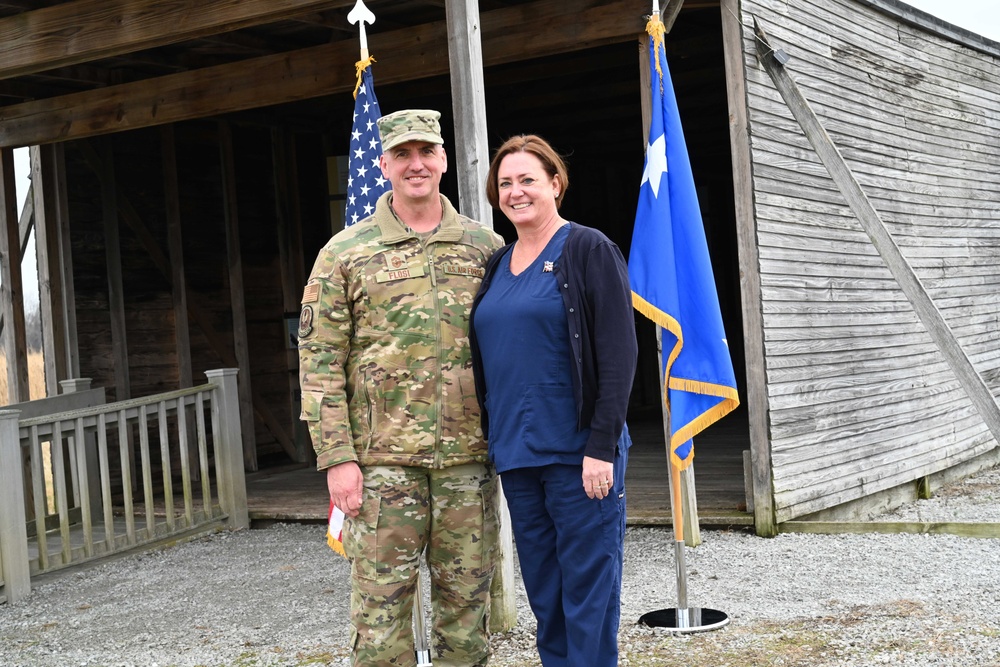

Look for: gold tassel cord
[646,15,666,93]
[353,55,377,99]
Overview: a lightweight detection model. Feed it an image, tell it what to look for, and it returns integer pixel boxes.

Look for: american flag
[327,498,346,557]
[327,60,390,559]
[345,63,390,226]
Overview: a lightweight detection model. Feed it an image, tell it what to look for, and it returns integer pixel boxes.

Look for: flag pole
[413,565,433,667]
[345,1,432,662]
[347,0,374,61]
[633,5,730,634]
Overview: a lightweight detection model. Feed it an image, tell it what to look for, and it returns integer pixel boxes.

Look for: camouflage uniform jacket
[298,192,504,471]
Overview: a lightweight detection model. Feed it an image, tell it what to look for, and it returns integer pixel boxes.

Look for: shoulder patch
[297,305,314,338]
[302,282,321,304]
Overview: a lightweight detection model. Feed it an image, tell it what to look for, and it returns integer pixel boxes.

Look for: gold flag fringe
[632,291,741,471]
[328,530,347,558]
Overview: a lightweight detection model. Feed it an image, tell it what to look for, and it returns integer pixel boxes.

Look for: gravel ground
[2,465,999,667]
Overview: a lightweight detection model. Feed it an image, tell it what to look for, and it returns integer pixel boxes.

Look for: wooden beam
[271,127,310,464]
[446,0,516,633]
[0,0,349,81]
[779,520,1000,539]
[161,125,193,394]
[0,147,29,402]
[661,0,685,33]
[53,143,79,378]
[446,0,491,227]
[31,144,68,396]
[99,138,131,402]
[721,0,776,536]
[218,121,258,470]
[17,182,31,255]
[754,21,1000,452]
[0,0,646,148]
[161,125,199,478]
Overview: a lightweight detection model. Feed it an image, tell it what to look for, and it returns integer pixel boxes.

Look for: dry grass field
[2,350,55,513]
[0,349,46,404]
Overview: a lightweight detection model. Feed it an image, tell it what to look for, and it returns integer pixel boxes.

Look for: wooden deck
[246,408,753,527]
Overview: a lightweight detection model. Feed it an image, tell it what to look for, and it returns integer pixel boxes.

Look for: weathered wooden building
[0,0,998,540]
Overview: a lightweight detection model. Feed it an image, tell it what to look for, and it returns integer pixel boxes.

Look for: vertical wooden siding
[738,0,1000,521]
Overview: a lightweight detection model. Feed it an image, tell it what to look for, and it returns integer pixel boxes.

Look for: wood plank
[0,0,349,81]
[0,147,29,402]
[721,0,775,535]
[780,520,1000,539]
[754,20,1000,451]
[774,433,996,521]
[773,411,988,474]
[0,0,646,148]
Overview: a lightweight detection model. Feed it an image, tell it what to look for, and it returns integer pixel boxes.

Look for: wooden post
[271,127,310,464]
[161,125,199,479]
[0,409,31,603]
[60,378,102,521]
[720,0,777,536]
[916,475,932,500]
[445,0,491,226]
[99,139,131,403]
[218,121,258,471]
[0,147,29,404]
[31,145,69,397]
[205,368,249,531]
[445,0,516,631]
[53,144,80,379]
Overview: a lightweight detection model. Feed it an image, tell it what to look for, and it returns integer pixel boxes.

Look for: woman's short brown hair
[485,134,569,210]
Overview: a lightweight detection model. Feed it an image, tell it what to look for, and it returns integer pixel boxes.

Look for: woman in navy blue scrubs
[470,135,637,667]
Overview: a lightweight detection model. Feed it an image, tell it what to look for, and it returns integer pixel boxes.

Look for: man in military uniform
[298,109,504,667]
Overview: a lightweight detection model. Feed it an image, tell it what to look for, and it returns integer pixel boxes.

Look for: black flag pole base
[638,607,730,634]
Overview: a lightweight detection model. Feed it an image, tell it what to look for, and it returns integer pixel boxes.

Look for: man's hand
[327,462,364,517]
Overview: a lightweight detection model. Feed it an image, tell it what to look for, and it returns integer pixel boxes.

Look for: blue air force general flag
[345,60,390,226]
[628,18,740,470]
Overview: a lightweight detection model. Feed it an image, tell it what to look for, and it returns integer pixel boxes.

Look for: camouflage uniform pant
[344,463,499,667]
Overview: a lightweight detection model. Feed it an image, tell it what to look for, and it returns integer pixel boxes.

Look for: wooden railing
[0,369,247,605]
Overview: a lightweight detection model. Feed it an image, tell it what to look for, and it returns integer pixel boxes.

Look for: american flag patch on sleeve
[302,282,321,304]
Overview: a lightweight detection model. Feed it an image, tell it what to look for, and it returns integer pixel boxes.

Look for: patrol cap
[377,109,444,151]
